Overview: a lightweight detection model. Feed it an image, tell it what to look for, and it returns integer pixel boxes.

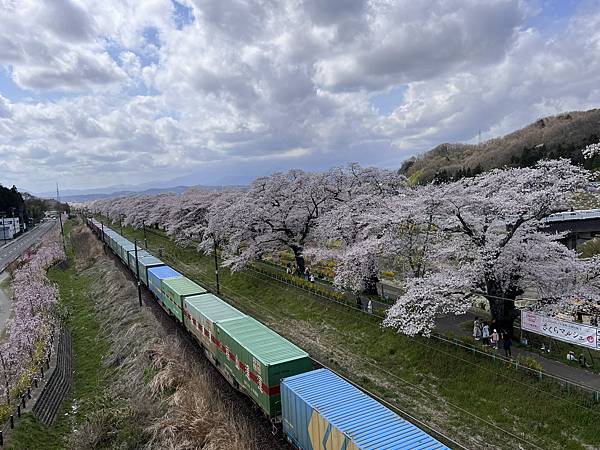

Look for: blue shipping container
[148,266,182,304]
[281,369,448,450]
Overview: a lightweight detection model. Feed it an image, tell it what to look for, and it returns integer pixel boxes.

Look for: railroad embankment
[9,220,285,449]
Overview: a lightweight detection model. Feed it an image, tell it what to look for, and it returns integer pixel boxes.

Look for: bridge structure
[543,209,600,249]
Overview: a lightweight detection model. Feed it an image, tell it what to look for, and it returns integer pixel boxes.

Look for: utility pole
[100,220,106,250]
[213,238,220,294]
[119,215,123,236]
[56,183,66,253]
[142,220,148,249]
[134,239,142,307]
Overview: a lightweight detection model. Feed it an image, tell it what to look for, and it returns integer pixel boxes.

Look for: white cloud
[0,0,599,193]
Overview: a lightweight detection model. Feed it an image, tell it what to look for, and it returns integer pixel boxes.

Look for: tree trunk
[486,293,517,334]
[363,274,379,295]
[290,246,305,275]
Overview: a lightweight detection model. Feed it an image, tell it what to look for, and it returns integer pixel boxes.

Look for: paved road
[0,220,56,273]
[0,220,56,334]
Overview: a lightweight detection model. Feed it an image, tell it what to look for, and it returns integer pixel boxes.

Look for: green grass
[107,220,600,450]
[8,220,110,450]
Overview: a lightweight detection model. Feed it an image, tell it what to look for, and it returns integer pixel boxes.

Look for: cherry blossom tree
[583,142,600,159]
[384,159,595,335]
[210,165,404,274]
[1,226,64,405]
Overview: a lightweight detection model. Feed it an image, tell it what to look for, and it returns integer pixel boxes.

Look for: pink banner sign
[521,311,599,350]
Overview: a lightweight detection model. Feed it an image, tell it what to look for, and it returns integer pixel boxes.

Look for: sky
[0,0,600,194]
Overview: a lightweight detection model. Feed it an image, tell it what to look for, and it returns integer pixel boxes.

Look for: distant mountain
[56,186,192,202]
[48,185,245,203]
[400,109,600,183]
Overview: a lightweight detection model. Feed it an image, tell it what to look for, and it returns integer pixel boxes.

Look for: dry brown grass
[66,224,263,450]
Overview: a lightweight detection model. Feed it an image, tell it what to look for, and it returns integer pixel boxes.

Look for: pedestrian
[482,322,490,346]
[367,300,373,315]
[473,317,482,341]
[309,273,315,283]
[579,354,592,368]
[502,333,512,357]
[491,329,499,349]
[304,267,310,280]
[567,351,577,362]
[286,266,291,275]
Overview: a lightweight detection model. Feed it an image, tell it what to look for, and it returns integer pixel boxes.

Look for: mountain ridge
[400,109,600,182]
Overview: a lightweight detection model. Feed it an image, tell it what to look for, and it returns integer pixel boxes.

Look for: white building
[0,224,14,240]
[2,217,20,234]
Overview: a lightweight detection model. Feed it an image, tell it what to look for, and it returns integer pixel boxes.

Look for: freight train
[85,217,450,450]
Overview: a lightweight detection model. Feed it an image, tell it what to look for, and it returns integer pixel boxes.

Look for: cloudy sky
[0,0,599,193]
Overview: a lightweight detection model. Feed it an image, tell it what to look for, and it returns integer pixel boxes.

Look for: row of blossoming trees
[86,152,600,336]
[0,225,64,419]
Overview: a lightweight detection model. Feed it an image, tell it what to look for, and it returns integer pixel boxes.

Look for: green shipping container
[118,242,136,263]
[214,316,312,418]
[136,255,164,286]
[184,294,246,363]
[161,277,207,322]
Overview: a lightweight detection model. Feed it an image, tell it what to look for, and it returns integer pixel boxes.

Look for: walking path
[435,310,600,390]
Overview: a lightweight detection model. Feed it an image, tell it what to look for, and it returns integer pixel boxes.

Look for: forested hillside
[0,184,68,225]
[400,109,600,182]
[0,184,26,220]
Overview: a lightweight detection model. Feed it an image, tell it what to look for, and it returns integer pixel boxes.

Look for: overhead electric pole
[56,183,66,253]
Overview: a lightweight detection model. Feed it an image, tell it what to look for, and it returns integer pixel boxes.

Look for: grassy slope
[110,223,600,450]
[8,220,111,449]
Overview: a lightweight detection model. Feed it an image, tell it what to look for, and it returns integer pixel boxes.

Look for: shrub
[517,356,543,371]
[381,270,396,279]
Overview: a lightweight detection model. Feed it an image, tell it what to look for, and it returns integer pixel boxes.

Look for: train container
[281,369,448,450]
[117,241,137,263]
[161,277,206,322]
[127,249,151,272]
[214,316,312,418]
[148,266,182,306]
[109,234,126,254]
[184,293,246,363]
[101,229,115,247]
[136,255,164,286]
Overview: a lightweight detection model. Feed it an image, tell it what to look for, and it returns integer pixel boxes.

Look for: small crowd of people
[566,351,593,368]
[286,263,315,283]
[472,317,512,357]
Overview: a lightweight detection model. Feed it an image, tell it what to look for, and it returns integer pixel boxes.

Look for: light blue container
[148,266,182,304]
[281,369,449,450]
